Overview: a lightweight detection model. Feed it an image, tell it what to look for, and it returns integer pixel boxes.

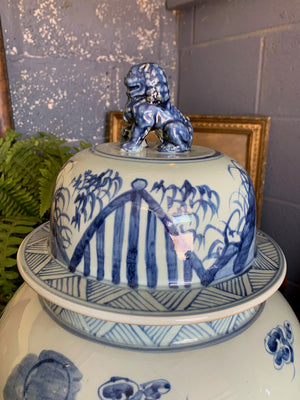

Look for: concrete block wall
[1,0,177,144]
[177,0,300,316]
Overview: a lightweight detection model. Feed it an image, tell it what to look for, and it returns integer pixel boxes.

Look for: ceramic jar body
[1,284,299,399]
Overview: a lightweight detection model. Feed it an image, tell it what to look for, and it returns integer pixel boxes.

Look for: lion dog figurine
[121,63,193,153]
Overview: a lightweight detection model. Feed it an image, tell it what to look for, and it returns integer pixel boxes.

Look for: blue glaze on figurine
[121,63,193,153]
[4,350,82,400]
[264,321,295,380]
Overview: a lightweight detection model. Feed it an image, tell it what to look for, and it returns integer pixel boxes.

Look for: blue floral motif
[227,160,256,275]
[4,350,82,399]
[51,167,122,264]
[151,179,220,251]
[71,168,123,230]
[51,184,72,263]
[264,321,295,380]
[149,160,255,286]
[98,377,172,400]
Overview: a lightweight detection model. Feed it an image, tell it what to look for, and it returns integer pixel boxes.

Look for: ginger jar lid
[17,63,286,325]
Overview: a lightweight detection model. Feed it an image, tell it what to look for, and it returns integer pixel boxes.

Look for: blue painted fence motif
[264,321,295,380]
[52,160,255,288]
[98,377,172,400]
[4,350,82,400]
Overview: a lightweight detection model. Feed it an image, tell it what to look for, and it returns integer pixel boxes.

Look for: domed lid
[17,63,286,325]
[49,143,257,289]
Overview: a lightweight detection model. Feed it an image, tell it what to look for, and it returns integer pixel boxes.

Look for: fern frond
[3,137,45,191]
[0,129,22,169]
[0,216,39,270]
[74,140,92,152]
[0,175,40,217]
[0,132,75,217]
[39,156,66,218]
[0,130,91,311]
[0,216,39,311]
[35,132,73,164]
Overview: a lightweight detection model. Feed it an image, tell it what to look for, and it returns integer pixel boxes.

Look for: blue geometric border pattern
[44,298,261,349]
[18,222,286,320]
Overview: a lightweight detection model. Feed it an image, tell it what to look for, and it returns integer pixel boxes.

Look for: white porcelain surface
[1,284,299,399]
[49,143,257,288]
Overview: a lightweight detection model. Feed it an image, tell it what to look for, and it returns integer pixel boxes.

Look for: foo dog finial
[121,63,193,153]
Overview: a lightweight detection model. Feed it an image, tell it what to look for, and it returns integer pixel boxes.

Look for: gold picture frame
[106,111,270,226]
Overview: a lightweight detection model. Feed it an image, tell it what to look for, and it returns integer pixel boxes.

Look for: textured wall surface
[177,0,300,316]
[1,0,177,143]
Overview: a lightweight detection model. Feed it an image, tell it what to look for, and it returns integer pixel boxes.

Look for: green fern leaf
[3,258,18,269]
[0,216,38,270]
[35,132,72,163]
[4,270,20,279]
[39,157,66,217]
[74,140,92,152]
[3,246,20,257]
[3,138,44,192]
[0,130,91,311]
[0,129,22,169]
[0,175,40,217]
[0,216,39,311]
[38,136,91,217]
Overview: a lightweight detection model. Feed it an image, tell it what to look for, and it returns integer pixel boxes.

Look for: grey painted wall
[177,0,300,316]
[1,0,177,144]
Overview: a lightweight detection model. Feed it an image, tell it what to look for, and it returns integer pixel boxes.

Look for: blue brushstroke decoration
[4,350,82,400]
[98,376,171,400]
[126,180,146,287]
[145,210,158,287]
[96,221,105,280]
[228,160,256,274]
[264,321,295,380]
[112,206,125,284]
[53,158,256,288]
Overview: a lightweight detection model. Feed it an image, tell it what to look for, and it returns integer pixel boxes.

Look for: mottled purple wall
[177,0,300,316]
[1,0,177,143]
